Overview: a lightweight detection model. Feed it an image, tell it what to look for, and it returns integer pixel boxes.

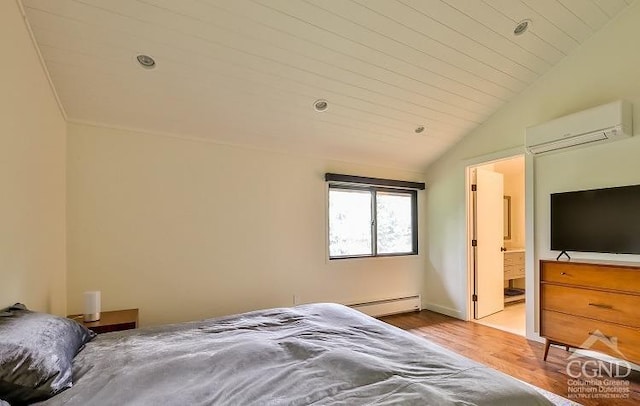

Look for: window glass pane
[329,188,372,257]
[376,192,413,254]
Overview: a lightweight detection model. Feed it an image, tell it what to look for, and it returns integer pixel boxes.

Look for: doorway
[467,155,526,336]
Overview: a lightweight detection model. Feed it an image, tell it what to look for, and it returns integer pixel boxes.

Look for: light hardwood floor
[380,310,639,406]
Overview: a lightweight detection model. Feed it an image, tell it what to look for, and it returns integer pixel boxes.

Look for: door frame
[464,147,534,331]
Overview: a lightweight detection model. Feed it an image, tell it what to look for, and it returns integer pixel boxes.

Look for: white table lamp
[83,291,101,322]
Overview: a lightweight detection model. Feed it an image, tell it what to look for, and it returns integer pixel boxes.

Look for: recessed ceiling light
[414,126,425,134]
[513,19,531,36]
[136,54,156,69]
[313,99,329,112]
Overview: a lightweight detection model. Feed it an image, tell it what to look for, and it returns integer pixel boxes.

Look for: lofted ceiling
[22,0,634,171]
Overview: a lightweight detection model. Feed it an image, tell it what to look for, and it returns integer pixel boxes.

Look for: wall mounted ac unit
[525,100,633,155]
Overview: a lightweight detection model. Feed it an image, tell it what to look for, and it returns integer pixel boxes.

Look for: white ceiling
[22,0,634,171]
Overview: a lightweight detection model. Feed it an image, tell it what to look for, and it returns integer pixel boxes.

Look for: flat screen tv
[551,184,640,255]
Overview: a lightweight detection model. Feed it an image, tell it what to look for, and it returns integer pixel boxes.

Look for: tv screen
[551,184,640,255]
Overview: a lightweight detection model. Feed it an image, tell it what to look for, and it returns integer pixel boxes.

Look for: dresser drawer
[504,265,525,280]
[541,261,640,293]
[504,252,524,265]
[541,284,640,328]
[541,310,640,363]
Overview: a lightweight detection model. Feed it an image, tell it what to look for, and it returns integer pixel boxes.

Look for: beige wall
[66,122,425,326]
[0,1,67,314]
[494,157,525,250]
[423,1,640,331]
[498,158,525,290]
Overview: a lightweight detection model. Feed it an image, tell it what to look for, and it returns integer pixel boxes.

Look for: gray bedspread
[36,303,552,405]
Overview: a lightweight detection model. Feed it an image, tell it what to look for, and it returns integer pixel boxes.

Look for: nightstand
[68,308,139,334]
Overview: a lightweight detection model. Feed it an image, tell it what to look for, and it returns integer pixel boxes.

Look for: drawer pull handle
[588,303,613,309]
[560,272,567,275]
[588,331,612,340]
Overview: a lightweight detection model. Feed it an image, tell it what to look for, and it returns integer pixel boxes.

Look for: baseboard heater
[349,295,421,317]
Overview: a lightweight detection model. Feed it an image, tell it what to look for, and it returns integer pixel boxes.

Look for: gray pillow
[0,304,95,404]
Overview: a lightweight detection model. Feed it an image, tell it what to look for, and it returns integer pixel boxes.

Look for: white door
[474,168,504,319]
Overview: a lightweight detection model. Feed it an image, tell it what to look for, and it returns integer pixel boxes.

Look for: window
[328,184,419,259]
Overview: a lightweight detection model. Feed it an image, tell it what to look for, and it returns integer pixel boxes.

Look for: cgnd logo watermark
[565,330,631,400]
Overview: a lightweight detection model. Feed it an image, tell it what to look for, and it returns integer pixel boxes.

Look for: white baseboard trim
[349,295,421,317]
[422,303,463,319]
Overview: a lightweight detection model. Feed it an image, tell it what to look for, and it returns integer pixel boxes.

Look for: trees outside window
[328,185,417,259]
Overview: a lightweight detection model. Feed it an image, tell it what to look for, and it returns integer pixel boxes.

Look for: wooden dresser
[540,260,640,363]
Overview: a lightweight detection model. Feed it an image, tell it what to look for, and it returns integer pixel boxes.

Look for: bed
[2,303,573,405]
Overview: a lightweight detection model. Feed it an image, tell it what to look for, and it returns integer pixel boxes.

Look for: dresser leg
[543,338,551,361]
